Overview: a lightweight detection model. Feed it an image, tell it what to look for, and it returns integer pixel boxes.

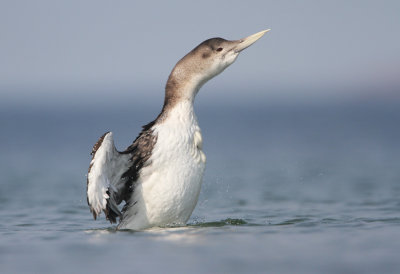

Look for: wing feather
[86,121,158,224]
[87,132,130,222]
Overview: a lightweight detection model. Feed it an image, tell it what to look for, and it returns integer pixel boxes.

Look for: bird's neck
[158,88,198,130]
[161,70,203,117]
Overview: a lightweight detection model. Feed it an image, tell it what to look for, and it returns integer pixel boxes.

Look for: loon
[87,29,270,230]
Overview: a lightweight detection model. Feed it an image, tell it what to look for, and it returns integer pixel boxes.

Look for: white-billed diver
[87,29,270,230]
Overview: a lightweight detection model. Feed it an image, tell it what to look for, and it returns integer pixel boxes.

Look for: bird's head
[165,29,270,103]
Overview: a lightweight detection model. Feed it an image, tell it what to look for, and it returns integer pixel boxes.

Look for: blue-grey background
[1,1,400,273]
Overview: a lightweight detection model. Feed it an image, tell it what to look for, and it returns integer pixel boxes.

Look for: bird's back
[87,100,206,230]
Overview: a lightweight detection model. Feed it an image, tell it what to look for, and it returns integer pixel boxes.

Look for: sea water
[1,99,399,273]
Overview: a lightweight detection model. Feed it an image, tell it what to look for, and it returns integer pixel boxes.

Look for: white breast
[118,101,206,230]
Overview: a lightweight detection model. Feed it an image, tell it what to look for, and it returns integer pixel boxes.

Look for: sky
[1,0,400,107]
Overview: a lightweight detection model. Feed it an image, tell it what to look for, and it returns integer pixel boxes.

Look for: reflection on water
[1,100,400,273]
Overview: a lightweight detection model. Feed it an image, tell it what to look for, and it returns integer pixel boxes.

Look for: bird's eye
[216,47,223,52]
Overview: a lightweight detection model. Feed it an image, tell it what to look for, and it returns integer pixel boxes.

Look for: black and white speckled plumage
[87,120,157,223]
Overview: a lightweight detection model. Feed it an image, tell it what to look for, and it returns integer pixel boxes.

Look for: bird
[86,29,270,230]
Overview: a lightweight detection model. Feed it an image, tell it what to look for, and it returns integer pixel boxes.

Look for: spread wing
[86,122,157,224]
[87,132,131,223]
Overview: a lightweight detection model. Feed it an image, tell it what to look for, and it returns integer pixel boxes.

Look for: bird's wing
[87,132,131,223]
[86,122,157,224]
